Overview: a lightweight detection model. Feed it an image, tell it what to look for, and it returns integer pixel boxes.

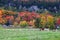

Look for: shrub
[20,21,28,27]
[35,18,40,28]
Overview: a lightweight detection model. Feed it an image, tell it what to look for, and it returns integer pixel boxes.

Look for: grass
[0,29,60,40]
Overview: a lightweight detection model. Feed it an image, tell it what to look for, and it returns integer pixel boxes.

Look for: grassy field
[0,29,60,40]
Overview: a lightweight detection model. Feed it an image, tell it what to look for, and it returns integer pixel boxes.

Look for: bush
[20,21,28,27]
[35,18,40,28]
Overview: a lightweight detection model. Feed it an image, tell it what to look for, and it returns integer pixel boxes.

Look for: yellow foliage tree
[40,14,47,28]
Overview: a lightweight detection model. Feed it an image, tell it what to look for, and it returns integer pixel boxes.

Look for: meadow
[0,29,60,40]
